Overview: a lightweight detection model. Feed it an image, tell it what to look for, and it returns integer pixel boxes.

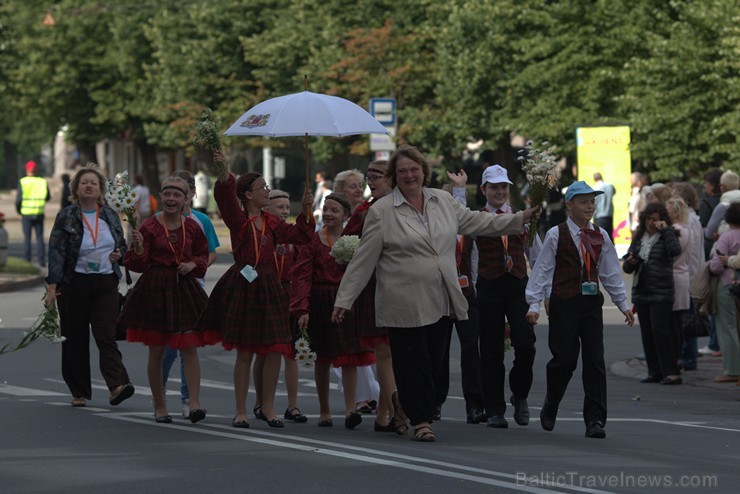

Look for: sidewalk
[609,351,738,390]
[1,188,234,293]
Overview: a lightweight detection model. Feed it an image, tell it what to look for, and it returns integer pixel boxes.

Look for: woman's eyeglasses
[252,184,271,192]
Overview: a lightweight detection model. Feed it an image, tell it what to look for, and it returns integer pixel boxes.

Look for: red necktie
[496,209,513,272]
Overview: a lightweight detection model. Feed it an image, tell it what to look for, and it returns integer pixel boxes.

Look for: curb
[0,274,46,293]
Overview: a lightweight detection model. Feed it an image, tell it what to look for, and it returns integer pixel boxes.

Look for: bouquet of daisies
[0,296,64,355]
[294,329,317,368]
[329,235,360,265]
[192,108,227,182]
[105,171,138,229]
[518,140,559,246]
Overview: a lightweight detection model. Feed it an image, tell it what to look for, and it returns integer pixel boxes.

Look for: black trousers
[435,294,483,412]
[546,293,607,425]
[477,275,536,416]
[389,317,452,426]
[635,302,679,379]
[58,273,130,399]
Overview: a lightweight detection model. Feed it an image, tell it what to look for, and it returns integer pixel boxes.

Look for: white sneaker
[698,346,714,356]
[182,400,191,419]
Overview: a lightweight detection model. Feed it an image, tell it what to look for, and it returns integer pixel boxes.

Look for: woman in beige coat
[332,145,539,441]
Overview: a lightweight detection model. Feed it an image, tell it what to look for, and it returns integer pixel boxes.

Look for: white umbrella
[225,90,388,138]
[225,89,389,199]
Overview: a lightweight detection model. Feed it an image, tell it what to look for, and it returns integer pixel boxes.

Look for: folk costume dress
[197,174,313,355]
[120,214,216,348]
[275,241,300,341]
[290,232,375,367]
[342,200,388,347]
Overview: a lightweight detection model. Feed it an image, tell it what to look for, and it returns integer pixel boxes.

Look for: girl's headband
[161,184,188,195]
[324,193,351,215]
[269,192,290,201]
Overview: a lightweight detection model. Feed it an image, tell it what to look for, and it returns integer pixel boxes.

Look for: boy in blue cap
[525,180,634,438]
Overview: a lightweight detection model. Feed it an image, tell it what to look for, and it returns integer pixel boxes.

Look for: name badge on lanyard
[580,240,597,296]
[458,275,469,288]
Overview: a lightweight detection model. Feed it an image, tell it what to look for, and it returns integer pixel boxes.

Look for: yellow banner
[576,126,632,253]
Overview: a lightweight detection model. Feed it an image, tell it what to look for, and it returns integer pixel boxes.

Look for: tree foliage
[0,0,736,182]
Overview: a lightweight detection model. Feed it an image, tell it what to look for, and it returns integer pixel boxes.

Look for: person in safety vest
[15,160,50,265]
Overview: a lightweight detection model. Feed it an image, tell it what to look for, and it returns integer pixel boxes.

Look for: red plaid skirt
[197,263,292,357]
[355,277,389,346]
[308,283,375,367]
[119,266,219,348]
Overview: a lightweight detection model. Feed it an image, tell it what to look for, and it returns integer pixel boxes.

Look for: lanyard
[81,206,99,247]
[158,214,186,265]
[249,214,267,264]
[456,236,463,271]
[579,241,592,281]
[274,246,286,281]
[323,228,335,250]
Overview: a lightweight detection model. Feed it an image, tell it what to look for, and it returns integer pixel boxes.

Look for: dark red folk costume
[120,214,217,348]
[290,233,375,367]
[341,200,388,346]
[197,174,313,356]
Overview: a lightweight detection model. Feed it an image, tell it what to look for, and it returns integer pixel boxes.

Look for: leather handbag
[681,311,710,338]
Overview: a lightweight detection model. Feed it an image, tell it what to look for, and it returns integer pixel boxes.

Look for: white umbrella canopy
[224,90,388,137]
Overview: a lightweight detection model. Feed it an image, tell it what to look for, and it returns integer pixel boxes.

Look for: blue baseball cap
[565,181,604,201]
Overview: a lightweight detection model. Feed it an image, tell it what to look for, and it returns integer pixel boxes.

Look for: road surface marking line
[101,413,614,494]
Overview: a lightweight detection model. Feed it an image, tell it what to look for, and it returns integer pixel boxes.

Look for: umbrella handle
[305,132,311,223]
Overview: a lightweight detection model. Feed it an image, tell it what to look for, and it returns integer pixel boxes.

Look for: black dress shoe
[432,404,442,421]
[267,418,285,428]
[487,415,509,428]
[155,415,172,424]
[540,403,557,432]
[254,404,267,421]
[189,408,206,424]
[466,406,486,424]
[374,420,395,432]
[232,418,250,428]
[510,395,530,426]
[585,421,606,438]
[660,377,683,385]
[284,407,308,423]
[640,375,662,383]
[345,411,362,429]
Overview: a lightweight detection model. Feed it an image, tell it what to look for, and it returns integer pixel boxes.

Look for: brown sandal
[391,391,409,436]
[413,425,436,442]
[71,397,86,407]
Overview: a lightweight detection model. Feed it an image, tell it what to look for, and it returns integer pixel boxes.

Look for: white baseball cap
[481,164,513,185]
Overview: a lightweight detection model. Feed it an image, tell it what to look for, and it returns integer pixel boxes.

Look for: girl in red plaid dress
[251,189,308,425]
[198,154,314,428]
[121,176,218,424]
[291,193,376,429]
[341,160,398,432]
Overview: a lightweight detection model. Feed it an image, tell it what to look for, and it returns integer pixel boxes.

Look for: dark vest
[475,208,527,280]
[552,223,600,299]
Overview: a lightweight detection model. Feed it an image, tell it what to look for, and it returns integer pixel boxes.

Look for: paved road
[1,261,739,494]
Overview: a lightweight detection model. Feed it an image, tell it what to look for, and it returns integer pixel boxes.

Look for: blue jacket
[46,204,127,285]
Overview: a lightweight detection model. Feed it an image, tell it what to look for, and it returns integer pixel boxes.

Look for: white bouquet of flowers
[105,171,139,229]
[518,140,559,246]
[329,235,360,265]
[294,329,317,368]
[0,296,64,355]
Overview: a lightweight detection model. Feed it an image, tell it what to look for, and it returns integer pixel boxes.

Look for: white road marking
[16,379,740,434]
[0,384,65,396]
[102,413,613,494]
